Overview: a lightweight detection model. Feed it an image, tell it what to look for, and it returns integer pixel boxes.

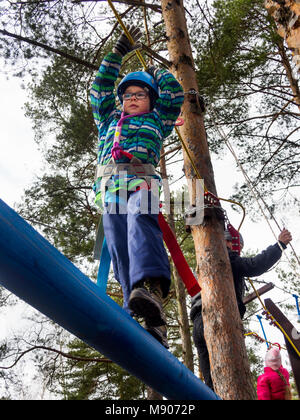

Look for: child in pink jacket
[257,347,291,400]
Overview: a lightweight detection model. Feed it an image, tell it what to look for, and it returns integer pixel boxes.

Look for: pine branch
[0,29,99,70]
[72,0,162,13]
[0,345,112,370]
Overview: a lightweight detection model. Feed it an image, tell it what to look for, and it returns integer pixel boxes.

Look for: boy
[90,26,184,347]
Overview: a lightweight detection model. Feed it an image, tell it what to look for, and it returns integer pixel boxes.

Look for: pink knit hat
[265,347,282,370]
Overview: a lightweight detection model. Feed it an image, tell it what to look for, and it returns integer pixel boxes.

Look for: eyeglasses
[123,91,148,101]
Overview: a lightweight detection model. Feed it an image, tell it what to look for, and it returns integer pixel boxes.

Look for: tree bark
[160,0,256,400]
[276,39,300,110]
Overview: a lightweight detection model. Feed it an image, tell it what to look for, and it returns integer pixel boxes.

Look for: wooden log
[243,283,275,305]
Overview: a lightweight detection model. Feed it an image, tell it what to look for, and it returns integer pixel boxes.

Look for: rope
[107,0,147,69]
[247,277,300,357]
[256,314,270,348]
[208,104,283,245]
[244,331,286,351]
[208,104,300,269]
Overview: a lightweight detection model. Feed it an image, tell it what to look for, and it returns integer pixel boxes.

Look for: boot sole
[129,289,165,327]
[146,327,169,349]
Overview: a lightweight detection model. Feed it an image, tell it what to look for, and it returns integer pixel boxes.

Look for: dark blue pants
[193,312,214,391]
[102,189,170,313]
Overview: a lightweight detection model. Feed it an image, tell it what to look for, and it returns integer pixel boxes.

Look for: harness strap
[96,162,157,179]
[158,212,201,297]
[93,215,105,260]
[97,236,111,293]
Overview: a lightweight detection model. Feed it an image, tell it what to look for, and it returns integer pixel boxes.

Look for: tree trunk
[265,1,300,108]
[276,39,300,110]
[160,0,256,400]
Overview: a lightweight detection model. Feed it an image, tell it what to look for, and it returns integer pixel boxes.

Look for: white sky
[0,66,299,388]
[0,73,42,207]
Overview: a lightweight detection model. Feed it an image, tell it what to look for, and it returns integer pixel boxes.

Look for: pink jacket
[257,366,290,400]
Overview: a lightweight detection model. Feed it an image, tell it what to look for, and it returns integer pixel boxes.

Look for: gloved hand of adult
[111,142,124,160]
[113,25,142,57]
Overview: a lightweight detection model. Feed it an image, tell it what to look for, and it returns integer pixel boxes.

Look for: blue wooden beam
[0,199,220,400]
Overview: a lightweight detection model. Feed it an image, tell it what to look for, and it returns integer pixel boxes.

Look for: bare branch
[72,0,162,12]
[0,345,112,370]
[0,29,98,70]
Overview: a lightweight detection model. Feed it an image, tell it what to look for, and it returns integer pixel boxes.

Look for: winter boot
[145,323,169,349]
[128,277,166,327]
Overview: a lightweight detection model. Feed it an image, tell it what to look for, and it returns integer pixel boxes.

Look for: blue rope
[293,294,300,322]
[256,314,269,349]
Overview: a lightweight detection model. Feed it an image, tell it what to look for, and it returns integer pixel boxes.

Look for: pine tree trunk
[277,39,300,110]
[265,1,300,107]
[160,0,256,400]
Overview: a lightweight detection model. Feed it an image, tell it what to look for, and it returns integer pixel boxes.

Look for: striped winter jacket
[90,52,184,201]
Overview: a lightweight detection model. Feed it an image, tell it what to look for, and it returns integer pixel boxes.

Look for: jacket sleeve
[152,68,184,138]
[232,243,284,278]
[257,375,271,400]
[90,52,122,131]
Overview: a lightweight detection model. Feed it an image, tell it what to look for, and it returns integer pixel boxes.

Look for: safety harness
[94,111,201,297]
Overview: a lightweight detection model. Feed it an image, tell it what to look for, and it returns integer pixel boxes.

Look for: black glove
[114,25,142,57]
[146,65,159,78]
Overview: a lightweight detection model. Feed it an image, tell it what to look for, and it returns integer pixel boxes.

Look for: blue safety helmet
[117,71,159,109]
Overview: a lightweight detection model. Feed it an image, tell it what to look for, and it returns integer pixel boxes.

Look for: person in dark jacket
[190,228,292,391]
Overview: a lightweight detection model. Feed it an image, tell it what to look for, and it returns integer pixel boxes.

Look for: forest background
[0,0,299,400]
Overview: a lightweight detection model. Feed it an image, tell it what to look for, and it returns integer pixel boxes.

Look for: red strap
[120,150,134,160]
[175,117,184,126]
[158,213,201,297]
[111,151,199,296]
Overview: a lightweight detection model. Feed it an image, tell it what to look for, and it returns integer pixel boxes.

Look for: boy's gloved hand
[114,25,142,57]
[146,65,159,78]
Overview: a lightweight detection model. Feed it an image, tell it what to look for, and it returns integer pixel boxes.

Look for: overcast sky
[0,72,42,208]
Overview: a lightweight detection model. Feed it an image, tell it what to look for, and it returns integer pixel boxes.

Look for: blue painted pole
[0,199,220,400]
